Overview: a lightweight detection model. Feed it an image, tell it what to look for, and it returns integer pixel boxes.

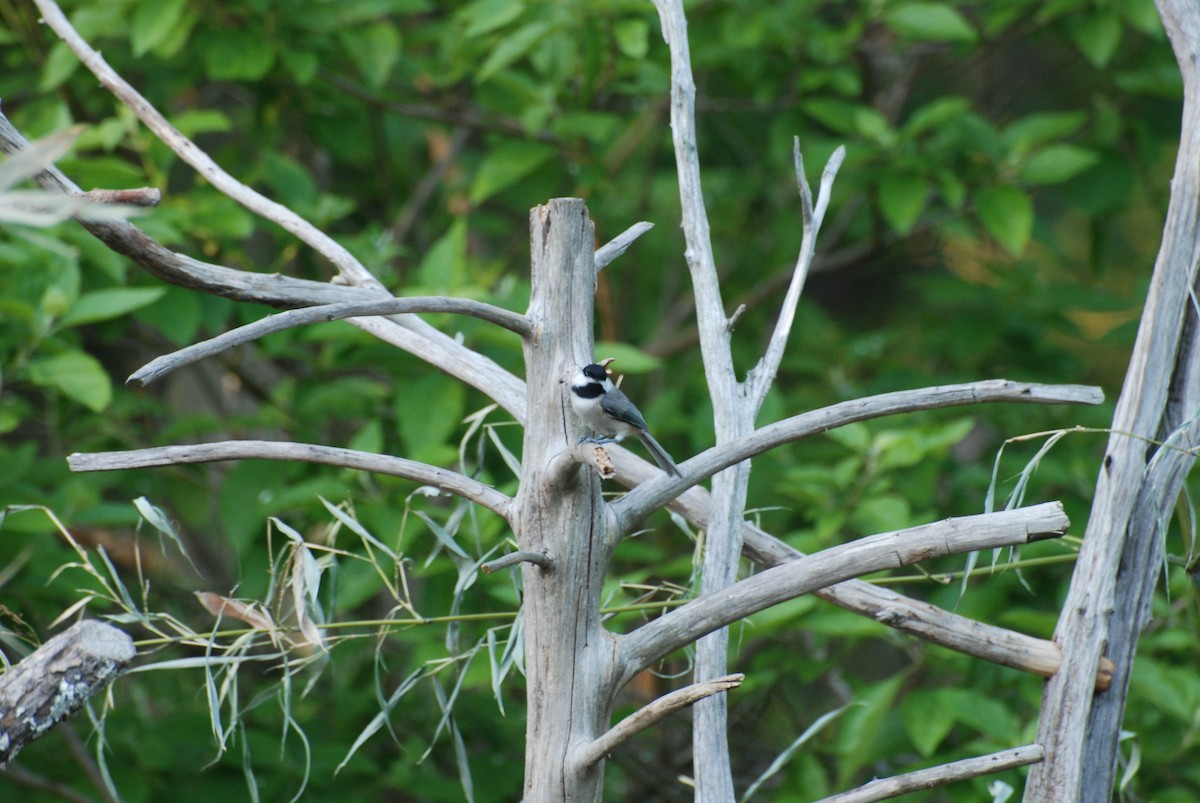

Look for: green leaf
[903,96,971,137]
[27,350,112,412]
[592,342,660,374]
[342,22,401,89]
[202,28,276,81]
[418,222,467,290]
[853,107,892,144]
[132,0,188,57]
[169,109,232,137]
[469,140,554,203]
[802,99,860,135]
[834,675,905,785]
[281,48,319,85]
[848,494,911,533]
[58,287,167,328]
[878,172,927,235]
[1069,10,1123,69]
[1019,144,1100,185]
[614,19,649,59]
[396,376,466,462]
[37,42,80,92]
[938,688,1021,739]
[263,152,318,208]
[826,422,871,452]
[885,3,977,43]
[976,184,1033,255]
[461,0,525,37]
[476,21,553,82]
[1002,112,1087,157]
[901,690,956,756]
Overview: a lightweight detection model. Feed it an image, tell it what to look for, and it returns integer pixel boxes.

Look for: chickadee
[570,360,681,477]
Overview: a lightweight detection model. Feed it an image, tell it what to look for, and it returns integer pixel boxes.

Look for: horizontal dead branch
[129,297,532,386]
[573,673,744,769]
[617,502,1069,680]
[611,379,1104,532]
[67,441,513,520]
[0,620,135,766]
[814,744,1044,803]
[611,449,1114,690]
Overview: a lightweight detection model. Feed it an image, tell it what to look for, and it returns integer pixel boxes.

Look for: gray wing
[599,387,649,431]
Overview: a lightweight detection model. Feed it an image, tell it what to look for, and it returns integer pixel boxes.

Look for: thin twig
[813,744,1044,803]
[574,674,744,767]
[391,127,470,248]
[129,297,532,386]
[481,551,552,574]
[67,441,513,520]
[32,0,377,287]
[611,379,1104,533]
[0,763,95,803]
[60,724,120,803]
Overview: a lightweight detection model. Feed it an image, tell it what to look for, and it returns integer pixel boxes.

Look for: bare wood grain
[0,621,135,766]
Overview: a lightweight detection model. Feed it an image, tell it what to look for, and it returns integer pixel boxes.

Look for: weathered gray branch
[574,674,744,769]
[67,441,513,520]
[594,221,654,271]
[481,550,552,574]
[617,502,1070,682]
[0,621,135,766]
[817,744,1044,803]
[609,449,1114,689]
[611,380,1104,534]
[1027,2,1200,798]
[76,188,161,206]
[129,297,532,386]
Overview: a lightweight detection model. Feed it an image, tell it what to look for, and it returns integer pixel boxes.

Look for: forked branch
[608,449,1114,689]
[0,111,532,419]
[747,141,845,411]
[617,502,1070,681]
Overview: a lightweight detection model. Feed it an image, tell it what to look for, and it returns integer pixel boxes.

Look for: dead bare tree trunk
[1025,1,1200,798]
[517,199,620,802]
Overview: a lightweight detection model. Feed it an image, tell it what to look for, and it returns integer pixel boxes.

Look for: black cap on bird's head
[580,358,617,383]
[582,363,609,382]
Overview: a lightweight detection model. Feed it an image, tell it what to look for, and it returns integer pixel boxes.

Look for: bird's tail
[638,431,681,477]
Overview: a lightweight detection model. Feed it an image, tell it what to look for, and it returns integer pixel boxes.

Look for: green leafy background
[1,0,1196,800]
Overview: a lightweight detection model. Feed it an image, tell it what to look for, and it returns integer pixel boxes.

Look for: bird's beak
[598,357,616,368]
